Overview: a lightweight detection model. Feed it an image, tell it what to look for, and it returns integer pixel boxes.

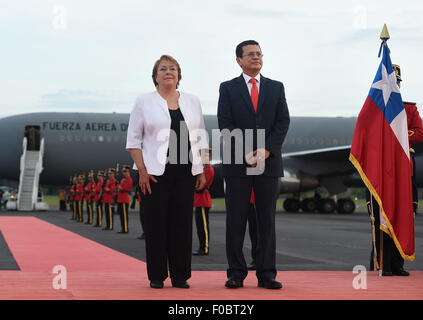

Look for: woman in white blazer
[126,55,208,289]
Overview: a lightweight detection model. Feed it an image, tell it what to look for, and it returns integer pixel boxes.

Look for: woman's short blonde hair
[152,55,182,88]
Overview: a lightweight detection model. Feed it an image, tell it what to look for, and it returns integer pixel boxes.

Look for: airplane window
[113,136,119,142]
[90,135,96,142]
[319,138,324,145]
[296,138,302,145]
[75,136,80,142]
[290,137,295,145]
[325,138,331,146]
[67,135,73,142]
[98,136,104,142]
[333,138,338,145]
[106,136,112,143]
[82,136,88,142]
[310,138,316,145]
[303,138,309,145]
[59,135,65,142]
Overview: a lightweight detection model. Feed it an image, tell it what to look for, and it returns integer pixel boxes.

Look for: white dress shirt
[126,90,209,176]
[242,73,261,95]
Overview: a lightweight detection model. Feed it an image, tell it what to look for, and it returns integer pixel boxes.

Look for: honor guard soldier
[393,64,423,215]
[366,64,422,276]
[117,165,133,233]
[70,176,78,220]
[102,168,116,230]
[93,170,105,227]
[84,171,96,224]
[193,151,215,256]
[59,189,67,211]
[75,174,85,222]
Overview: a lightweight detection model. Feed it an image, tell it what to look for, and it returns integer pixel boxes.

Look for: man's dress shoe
[150,281,164,289]
[171,280,190,288]
[225,278,243,289]
[193,249,208,256]
[258,279,283,289]
[393,268,410,276]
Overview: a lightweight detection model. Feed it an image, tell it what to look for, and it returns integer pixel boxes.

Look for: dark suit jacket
[217,74,290,177]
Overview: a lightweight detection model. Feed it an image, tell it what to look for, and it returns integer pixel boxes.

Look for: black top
[166,108,192,176]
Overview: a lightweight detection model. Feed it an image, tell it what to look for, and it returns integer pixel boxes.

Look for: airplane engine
[279,170,319,194]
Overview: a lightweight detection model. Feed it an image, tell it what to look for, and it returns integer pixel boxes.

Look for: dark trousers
[142,168,195,282]
[247,203,258,263]
[118,202,129,233]
[139,201,145,234]
[412,153,418,215]
[86,200,93,224]
[77,200,83,222]
[60,200,66,211]
[224,176,279,281]
[366,190,404,272]
[95,201,103,227]
[71,200,77,219]
[195,207,210,253]
[105,203,114,230]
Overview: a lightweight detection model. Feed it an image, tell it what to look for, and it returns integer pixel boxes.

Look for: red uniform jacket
[69,183,76,201]
[193,165,214,208]
[117,176,133,203]
[102,178,116,204]
[405,102,423,146]
[93,180,103,202]
[74,183,84,201]
[84,181,96,201]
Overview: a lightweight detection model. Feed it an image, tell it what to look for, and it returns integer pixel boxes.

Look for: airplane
[1,112,422,213]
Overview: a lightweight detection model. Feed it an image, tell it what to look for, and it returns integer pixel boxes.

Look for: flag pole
[377,24,390,277]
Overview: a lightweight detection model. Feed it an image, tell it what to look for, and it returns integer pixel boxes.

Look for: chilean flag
[349,41,415,261]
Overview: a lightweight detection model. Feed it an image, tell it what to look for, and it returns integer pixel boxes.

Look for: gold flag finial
[380,24,390,41]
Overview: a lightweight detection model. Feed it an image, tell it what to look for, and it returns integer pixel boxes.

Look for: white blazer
[126,90,209,176]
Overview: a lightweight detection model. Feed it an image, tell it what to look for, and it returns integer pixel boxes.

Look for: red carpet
[0,216,422,300]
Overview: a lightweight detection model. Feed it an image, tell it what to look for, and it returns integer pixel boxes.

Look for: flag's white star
[371,63,400,107]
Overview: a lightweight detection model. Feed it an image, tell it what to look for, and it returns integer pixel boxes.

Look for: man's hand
[245,148,270,168]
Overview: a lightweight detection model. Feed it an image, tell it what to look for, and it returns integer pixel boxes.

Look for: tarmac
[1,205,422,272]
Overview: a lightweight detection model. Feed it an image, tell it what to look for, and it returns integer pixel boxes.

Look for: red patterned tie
[249,78,258,112]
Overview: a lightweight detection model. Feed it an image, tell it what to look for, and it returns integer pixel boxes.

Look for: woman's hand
[195,173,206,191]
[139,168,158,195]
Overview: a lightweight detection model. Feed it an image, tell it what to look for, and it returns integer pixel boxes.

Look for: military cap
[79,174,85,179]
[88,170,94,178]
[108,168,116,174]
[97,170,105,176]
[122,165,131,172]
[392,64,402,82]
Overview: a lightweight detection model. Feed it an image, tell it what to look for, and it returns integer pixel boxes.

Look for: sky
[1,0,423,118]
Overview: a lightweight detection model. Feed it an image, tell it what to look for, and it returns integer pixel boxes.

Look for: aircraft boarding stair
[12,126,48,211]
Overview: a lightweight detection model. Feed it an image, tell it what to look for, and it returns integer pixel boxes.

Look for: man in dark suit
[217,40,290,289]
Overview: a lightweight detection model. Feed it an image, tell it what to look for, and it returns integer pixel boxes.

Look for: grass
[38,195,420,213]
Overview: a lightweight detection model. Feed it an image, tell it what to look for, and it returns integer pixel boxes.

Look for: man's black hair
[236,40,261,58]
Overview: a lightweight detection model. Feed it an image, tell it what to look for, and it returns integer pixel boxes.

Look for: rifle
[67,176,73,204]
[112,163,120,207]
[98,169,107,202]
